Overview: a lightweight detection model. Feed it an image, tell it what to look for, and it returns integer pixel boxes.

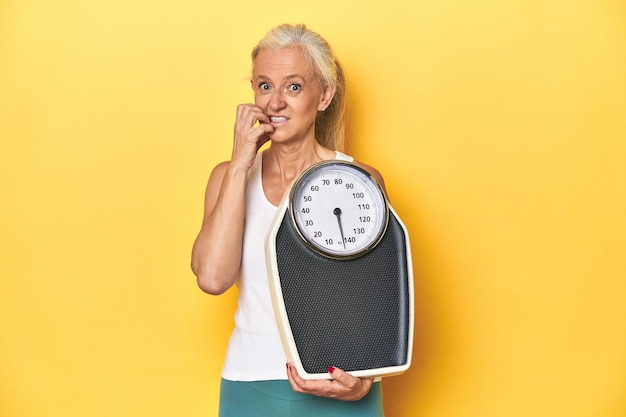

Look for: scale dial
[289,160,389,259]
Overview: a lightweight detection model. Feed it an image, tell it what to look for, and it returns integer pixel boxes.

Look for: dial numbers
[290,162,388,258]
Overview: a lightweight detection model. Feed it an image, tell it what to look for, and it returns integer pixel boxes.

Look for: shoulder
[353,160,387,194]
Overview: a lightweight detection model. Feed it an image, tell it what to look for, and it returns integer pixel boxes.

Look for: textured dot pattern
[275,210,411,375]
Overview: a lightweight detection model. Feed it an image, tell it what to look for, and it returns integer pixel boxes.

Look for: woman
[191,24,387,417]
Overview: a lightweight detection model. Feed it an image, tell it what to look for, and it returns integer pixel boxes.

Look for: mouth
[269,116,288,124]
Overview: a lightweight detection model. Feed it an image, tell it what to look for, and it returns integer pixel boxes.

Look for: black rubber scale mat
[273,209,411,376]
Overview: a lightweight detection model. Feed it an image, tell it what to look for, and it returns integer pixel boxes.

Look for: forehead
[252,47,315,80]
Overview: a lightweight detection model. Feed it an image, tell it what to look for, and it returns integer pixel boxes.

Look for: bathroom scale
[265,160,414,380]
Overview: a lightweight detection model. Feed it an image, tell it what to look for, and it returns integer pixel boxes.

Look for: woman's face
[252,47,332,144]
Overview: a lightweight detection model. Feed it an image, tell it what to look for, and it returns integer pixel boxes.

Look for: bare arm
[191,162,246,294]
[191,104,273,294]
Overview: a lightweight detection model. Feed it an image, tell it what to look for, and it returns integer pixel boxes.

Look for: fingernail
[327,366,335,373]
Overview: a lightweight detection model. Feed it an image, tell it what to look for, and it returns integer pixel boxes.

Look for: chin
[267,132,292,143]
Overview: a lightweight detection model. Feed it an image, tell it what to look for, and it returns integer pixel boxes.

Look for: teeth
[270,117,287,122]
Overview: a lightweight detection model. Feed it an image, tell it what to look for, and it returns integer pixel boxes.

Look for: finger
[286,363,310,391]
[254,110,270,125]
[236,104,268,127]
[286,362,307,393]
[234,108,272,145]
[232,106,273,148]
[287,363,333,396]
[236,103,262,119]
[328,366,372,391]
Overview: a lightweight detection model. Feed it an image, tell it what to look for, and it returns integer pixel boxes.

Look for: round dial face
[289,160,388,258]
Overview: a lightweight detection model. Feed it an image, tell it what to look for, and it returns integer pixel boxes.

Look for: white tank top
[222,150,354,381]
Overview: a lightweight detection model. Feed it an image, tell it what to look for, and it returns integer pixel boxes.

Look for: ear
[318,83,337,111]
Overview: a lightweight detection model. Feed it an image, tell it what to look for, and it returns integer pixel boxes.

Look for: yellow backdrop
[1,1,625,416]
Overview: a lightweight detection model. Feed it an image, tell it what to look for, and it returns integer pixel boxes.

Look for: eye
[258,82,271,91]
[288,84,301,92]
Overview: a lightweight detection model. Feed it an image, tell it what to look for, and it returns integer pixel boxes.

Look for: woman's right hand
[231,104,274,172]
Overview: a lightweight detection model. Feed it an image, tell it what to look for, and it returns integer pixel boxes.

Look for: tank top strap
[334,151,354,162]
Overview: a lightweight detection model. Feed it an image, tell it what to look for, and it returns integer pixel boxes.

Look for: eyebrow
[255,74,307,82]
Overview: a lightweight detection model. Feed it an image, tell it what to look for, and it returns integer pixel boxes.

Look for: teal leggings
[219,379,384,417]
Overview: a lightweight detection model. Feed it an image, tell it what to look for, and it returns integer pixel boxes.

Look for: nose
[268,89,286,112]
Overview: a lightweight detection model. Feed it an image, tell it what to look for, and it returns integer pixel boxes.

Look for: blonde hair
[251,24,347,152]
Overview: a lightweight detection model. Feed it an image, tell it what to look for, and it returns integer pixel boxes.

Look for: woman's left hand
[286,363,374,401]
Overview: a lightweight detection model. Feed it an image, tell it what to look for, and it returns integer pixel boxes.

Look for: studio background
[1,1,625,416]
